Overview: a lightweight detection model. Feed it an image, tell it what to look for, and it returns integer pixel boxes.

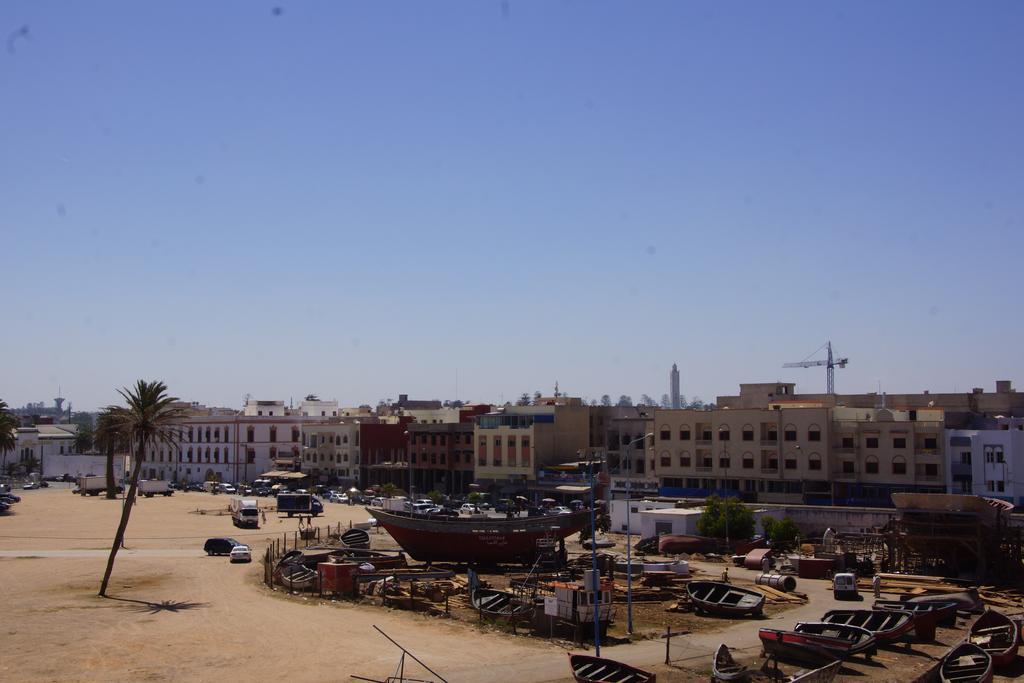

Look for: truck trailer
[276,493,323,517]
[229,497,260,528]
[138,480,173,498]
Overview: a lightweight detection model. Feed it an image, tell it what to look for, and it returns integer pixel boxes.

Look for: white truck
[230,496,260,528]
[383,497,408,513]
[76,475,107,496]
[138,480,173,498]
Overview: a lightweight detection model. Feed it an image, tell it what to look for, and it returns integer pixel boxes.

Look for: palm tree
[0,399,18,475]
[98,380,186,597]
[380,482,397,498]
[94,409,128,499]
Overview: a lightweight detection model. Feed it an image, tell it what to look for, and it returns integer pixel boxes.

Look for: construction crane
[783,341,849,395]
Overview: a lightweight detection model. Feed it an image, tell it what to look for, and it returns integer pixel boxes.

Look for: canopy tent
[259,470,307,479]
[555,485,591,493]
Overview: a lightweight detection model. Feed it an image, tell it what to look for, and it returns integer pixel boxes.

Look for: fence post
[665,625,671,664]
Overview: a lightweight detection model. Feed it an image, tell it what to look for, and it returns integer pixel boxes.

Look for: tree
[532,391,542,405]
[639,394,655,407]
[0,399,18,475]
[73,425,94,454]
[762,516,801,552]
[467,491,482,505]
[516,393,531,406]
[98,380,187,597]
[696,495,755,540]
[688,396,705,410]
[380,482,398,498]
[660,394,671,408]
[3,462,17,477]
[617,395,633,407]
[600,395,612,407]
[21,455,39,475]
[426,489,443,504]
[94,409,128,499]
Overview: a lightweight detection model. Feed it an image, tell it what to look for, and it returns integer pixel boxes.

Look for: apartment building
[301,420,362,486]
[649,404,946,506]
[473,397,591,495]
[947,416,1024,505]
[361,418,414,490]
[406,422,476,496]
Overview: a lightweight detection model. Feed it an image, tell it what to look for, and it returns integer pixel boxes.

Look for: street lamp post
[624,432,653,635]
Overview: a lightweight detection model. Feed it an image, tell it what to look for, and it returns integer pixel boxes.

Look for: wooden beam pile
[754,585,807,605]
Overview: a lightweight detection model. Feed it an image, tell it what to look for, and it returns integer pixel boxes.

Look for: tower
[670,364,681,409]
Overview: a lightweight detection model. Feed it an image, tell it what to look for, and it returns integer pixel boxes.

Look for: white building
[297,399,339,418]
[637,506,774,539]
[609,499,676,533]
[947,417,1024,505]
[10,424,77,472]
[301,420,363,485]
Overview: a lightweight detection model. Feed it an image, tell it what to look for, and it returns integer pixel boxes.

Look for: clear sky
[3,1,1022,411]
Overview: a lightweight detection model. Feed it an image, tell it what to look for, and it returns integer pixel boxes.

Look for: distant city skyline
[3,2,1022,412]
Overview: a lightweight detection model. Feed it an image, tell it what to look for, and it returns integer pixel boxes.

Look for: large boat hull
[368,508,588,563]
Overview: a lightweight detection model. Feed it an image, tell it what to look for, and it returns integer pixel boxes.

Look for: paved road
[0,549,205,558]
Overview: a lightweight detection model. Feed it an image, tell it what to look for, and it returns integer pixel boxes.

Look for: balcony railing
[695,466,712,473]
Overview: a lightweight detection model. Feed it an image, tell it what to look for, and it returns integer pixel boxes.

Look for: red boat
[820,609,915,644]
[873,599,958,640]
[969,609,1019,668]
[759,623,875,667]
[367,507,588,563]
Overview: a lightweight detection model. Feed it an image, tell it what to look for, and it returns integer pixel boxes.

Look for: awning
[260,470,289,477]
[555,485,591,493]
[277,471,307,479]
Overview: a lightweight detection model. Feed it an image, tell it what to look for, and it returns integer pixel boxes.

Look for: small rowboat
[968,609,1019,668]
[471,588,533,618]
[820,609,915,644]
[939,642,993,683]
[760,623,875,666]
[873,599,958,640]
[712,643,750,682]
[569,653,656,683]
[687,581,765,618]
[341,527,370,549]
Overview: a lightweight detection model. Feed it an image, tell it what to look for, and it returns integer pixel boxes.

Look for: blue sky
[2,1,1022,411]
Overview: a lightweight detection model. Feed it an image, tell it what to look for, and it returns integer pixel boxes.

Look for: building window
[960,452,972,465]
[893,437,906,449]
[997,480,1005,492]
[719,457,730,468]
[784,456,796,470]
[521,436,530,449]
[742,454,754,469]
[866,437,879,449]
[783,425,797,441]
[493,436,501,449]
[247,427,254,443]
[842,460,855,474]
[924,437,938,450]
[188,428,194,442]
[679,428,691,440]
[507,436,516,449]
[659,429,670,441]
[865,456,879,474]
[270,427,277,442]
[247,449,255,464]
[924,463,938,477]
[680,455,691,467]
[892,457,907,475]
[841,436,854,448]
[214,428,220,442]
[808,453,821,470]
[292,428,300,442]
[718,427,730,441]
[187,448,193,463]
[742,426,754,441]
[660,456,670,467]
[213,448,219,464]
[808,426,821,442]
[701,429,712,441]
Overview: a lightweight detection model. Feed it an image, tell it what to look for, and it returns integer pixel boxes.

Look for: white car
[229,545,252,563]
[327,492,348,504]
[370,497,384,507]
[460,503,481,514]
[552,506,573,515]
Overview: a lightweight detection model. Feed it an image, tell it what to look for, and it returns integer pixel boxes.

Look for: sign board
[544,596,558,617]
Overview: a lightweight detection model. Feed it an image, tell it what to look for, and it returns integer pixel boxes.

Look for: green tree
[98,380,187,597]
[696,495,755,540]
[762,516,801,552]
[426,489,443,504]
[0,399,18,474]
[21,455,39,475]
[94,409,128,499]
[617,395,633,407]
[516,393,531,406]
[73,425,94,453]
[600,395,612,407]
[467,491,482,505]
[3,462,18,477]
[380,482,398,498]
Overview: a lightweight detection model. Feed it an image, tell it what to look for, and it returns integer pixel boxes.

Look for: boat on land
[759,623,875,666]
[759,658,842,683]
[687,581,765,617]
[968,609,1019,668]
[367,507,587,564]
[873,599,958,638]
[939,642,993,683]
[275,562,318,589]
[470,588,533,618]
[568,653,656,683]
[329,548,408,569]
[820,609,915,644]
[712,644,750,682]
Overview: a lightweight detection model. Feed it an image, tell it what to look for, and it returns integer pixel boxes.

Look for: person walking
[872,574,881,598]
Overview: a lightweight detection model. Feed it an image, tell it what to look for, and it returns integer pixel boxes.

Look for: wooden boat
[568,653,656,683]
[368,507,587,564]
[274,562,318,589]
[760,658,842,683]
[471,588,533,618]
[939,642,993,683]
[873,599,958,639]
[330,548,408,570]
[687,581,765,617]
[341,527,370,549]
[712,643,750,682]
[760,623,875,666]
[968,609,1019,668]
[821,609,915,644]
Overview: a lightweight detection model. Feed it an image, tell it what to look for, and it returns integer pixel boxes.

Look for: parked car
[552,506,573,515]
[459,503,481,514]
[229,545,252,563]
[370,497,384,507]
[327,492,349,504]
[1,493,22,503]
[21,482,38,490]
[186,483,206,492]
[429,508,458,519]
[203,538,242,556]
[409,502,435,515]
[253,487,272,497]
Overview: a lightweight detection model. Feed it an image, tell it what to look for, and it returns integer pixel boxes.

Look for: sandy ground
[1,489,1020,682]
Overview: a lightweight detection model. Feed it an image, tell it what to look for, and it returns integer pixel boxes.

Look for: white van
[833,572,859,600]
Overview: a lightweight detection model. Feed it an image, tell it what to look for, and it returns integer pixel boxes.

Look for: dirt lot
[1,489,1020,682]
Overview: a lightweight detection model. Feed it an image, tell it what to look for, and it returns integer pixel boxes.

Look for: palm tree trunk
[98,439,146,597]
[105,451,116,499]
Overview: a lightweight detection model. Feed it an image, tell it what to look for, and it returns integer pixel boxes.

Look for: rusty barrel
[755,573,797,592]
